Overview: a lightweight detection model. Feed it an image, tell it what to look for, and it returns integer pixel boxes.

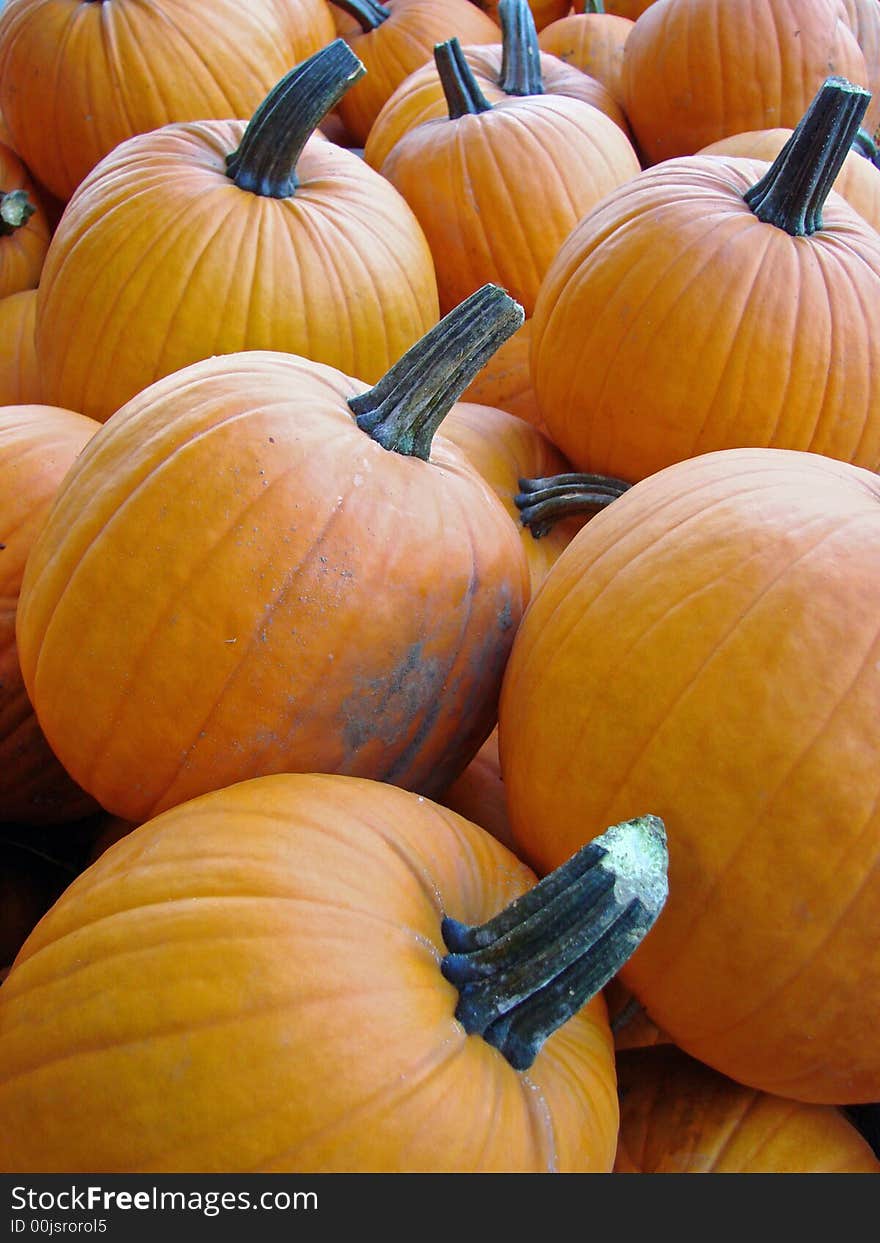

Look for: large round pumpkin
[498,446,880,1104]
[0,773,667,1172]
[17,288,530,824]
[0,289,40,405]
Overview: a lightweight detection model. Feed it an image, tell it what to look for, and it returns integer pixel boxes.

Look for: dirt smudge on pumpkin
[340,642,446,767]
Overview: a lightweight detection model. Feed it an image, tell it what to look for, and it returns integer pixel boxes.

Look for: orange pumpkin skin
[839,0,880,140]
[477,0,571,29]
[438,726,516,850]
[537,11,635,109]
[34,121,439,423]
[0,773,619,1173]
[363,43,630,171]
[380,94,640,317]
[0,290,40,405]
[0,0,337,202]
[0,405,101,825]
[440,401,586,600]
[0,141,50,298]
[530,154,880,483]
[498,448,880,1103]
[699,128,880,233]
[16,350,529,824]
[622,0,868,165]
[615,1046,880,1173]
[331,0,500,145]
[460,320,545,431]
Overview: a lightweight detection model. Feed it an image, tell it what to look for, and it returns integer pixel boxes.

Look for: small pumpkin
[0,141,49,299]
[0,289,40,405]
[34,41,440,423]
[615,1046,880,1173]
[538,1,634,110]
[0,0,338,202]
[364,0,630,171]
[379,37,640,317]
[530,78,880,483]
[0,403,101,825]
[0,772,668,1172]
[329,0,500,145]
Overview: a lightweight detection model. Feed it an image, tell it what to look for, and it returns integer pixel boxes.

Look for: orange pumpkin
[34,41,440,423]
[461,320,544,430]
[0,141,49,299]
[17,287,530,824]
[839,0,880,140]
[0,773,668,1172]
[621,0,868,165]
[498,446,880,1103]
[330,0,499,145]
[538,2,634,109]
[0,0,337,202]
[530,78,880,483]
[364,0,630,172]
[615,1046,880,1173]
[0,289,40,405]
[379,37,640,317]
[0,404,101,825]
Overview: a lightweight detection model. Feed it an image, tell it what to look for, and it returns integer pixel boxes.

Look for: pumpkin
[0,0,337,202]
[461,320,544,430]
[498,446,880,1104]
[0,140,49,298]
[379,37,641,317]
[438,726,515,850]
[530,78,880,483]
[699,125,880,233]
[621,0,868,165]
[34,41,440,423]
[0,772,668,1172]
[0,289,40,405]
[440,400,590,599]
[329,0,500,145]
[615,1046,880,1173]
[839,0,880,140]
[0,404,101,825]
[364,0,630,172]
[472,0,572,29]
[17,286,530,824]
[538,1,634,110]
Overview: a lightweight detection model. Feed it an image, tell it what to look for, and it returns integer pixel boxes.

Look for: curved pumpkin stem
[441,815,668,1070]
[226,40,365,198]
[350,284,525,460]
[853,126,880,169]
[743,76,870,235]
[498,0,544,96]
[0,189,36,237]
[330,0,391,31]
[516,472,632,538]
[436,38,494,118]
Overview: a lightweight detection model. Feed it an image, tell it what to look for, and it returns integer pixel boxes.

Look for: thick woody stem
[516,472,632,538]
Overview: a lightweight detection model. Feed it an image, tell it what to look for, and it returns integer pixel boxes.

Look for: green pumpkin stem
[329,0,390,32]
[226,40,365,198]
[435,38,493,119]
[349,285,525,460]
[0,189,36,237]
[583,0,606,12]
[516,472,632,538]
[441,815,668,1070]
[498,0,544,96]
[743,76,870,235]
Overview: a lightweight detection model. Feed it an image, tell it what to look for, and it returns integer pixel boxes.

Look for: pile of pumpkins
[2,0,880,1174]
